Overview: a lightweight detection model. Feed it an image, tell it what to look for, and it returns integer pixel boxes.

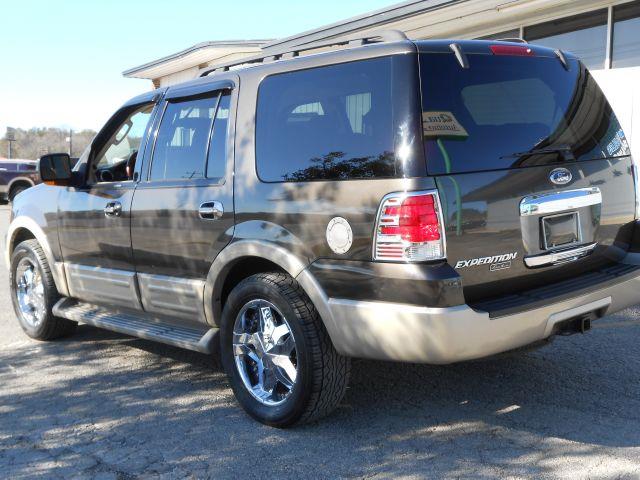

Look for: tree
[0,127,97,160]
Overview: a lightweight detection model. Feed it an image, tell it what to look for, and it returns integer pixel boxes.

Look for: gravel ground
[2,204,640,479]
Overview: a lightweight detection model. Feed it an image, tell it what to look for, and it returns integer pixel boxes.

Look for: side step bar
[53,298,218,354]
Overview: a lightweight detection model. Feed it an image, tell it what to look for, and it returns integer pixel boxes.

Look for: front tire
[10,239,77,340]
[220,272,350,427]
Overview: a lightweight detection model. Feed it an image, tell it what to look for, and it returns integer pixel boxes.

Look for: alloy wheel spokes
[15,259,46,327]
[233,299,298,406]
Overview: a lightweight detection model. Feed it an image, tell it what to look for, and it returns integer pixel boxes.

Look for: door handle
[199,201,224,220]
[104,201,122,217]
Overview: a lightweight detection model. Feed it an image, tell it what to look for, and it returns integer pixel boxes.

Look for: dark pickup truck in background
[0,157,79,202]
[0,159,40,202]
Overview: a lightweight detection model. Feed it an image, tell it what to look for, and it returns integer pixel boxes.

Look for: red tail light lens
[380,194,440,242]
[374,191,446,262]
[490,45,534,56]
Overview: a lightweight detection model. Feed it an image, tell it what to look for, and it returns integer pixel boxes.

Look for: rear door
[130,81,235,323]
[419,44,635,304]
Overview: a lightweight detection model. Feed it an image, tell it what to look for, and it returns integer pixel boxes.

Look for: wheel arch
[8,178,35,198]
[6,217,69,296]
[204,240,332,329]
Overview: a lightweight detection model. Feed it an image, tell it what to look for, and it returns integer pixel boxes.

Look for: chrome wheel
[233,299,298,406]
[15,257,46,327]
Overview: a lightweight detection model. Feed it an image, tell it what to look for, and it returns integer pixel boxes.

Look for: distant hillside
[1,127,97,160]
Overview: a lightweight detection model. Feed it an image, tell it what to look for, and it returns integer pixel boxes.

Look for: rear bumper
[322,268,640,364]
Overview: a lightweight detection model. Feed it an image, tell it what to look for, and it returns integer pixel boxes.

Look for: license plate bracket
[542,212,580,250]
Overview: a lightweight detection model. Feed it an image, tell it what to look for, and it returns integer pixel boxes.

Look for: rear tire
[9,185,28,202]
[220,272,350,427]
[10,239,77,340]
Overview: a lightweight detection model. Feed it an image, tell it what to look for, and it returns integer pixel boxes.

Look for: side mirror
[39,153,72,185]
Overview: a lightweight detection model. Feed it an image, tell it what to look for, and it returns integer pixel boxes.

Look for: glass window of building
[476,29,521,41]
[613,1,640,68]
[524,10,608,70]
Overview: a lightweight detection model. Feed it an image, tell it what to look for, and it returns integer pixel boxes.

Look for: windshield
[420,52,630,175]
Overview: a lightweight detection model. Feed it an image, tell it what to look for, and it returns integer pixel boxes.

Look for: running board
[53,298,218,354]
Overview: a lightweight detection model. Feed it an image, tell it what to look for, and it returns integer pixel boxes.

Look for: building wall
[155,51,268,87]
[592,67,640,160]
[158,67,200,88]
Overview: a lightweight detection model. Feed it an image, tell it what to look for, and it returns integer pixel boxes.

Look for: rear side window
[150,95,222,181]
[206,93,230,179]
[256,57,400,182]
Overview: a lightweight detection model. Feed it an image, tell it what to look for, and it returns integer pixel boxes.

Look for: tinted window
[525,10,608,70]
[420,53,629,175]
[613,1,640,68]
[256,57,398,182]
[150,96,217,180]
[206,93,230,179]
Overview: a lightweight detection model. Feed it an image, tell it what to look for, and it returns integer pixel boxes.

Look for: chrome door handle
[104,201,122,217]
[199,201,223,220]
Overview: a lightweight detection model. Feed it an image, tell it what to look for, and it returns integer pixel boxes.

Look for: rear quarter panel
[232,42,430,264]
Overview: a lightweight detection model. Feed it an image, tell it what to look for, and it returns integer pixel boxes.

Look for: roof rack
[199,29,408,77]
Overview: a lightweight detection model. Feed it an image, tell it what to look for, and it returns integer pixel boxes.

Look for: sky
[0,0,397,135]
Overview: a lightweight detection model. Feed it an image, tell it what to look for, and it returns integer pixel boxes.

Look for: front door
[58,99,157,309]
[130,83,235,323]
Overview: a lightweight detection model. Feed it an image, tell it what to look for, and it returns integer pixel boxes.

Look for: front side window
[524,10,608,70]
[256,57,411,182]
[150,95,218,181]
[93,104,154,182]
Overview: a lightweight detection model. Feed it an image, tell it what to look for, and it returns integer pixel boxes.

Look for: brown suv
[6,32,640,426]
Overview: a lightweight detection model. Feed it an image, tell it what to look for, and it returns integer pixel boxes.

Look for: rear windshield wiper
[500,146,574,160]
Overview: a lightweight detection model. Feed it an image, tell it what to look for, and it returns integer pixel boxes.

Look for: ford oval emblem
[549,168,572,185]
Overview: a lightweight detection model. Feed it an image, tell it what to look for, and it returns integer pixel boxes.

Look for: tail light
[373,190,446,262]
[490,45,534,56]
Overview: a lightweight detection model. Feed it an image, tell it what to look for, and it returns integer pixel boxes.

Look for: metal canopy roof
[123,0,628,82]
[123,40,271,79]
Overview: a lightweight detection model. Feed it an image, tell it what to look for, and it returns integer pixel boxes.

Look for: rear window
[256,56,422,182]
[420,53,630,175]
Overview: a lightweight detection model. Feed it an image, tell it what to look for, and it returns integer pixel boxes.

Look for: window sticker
[422,111,469,138]
[605,129,630,157]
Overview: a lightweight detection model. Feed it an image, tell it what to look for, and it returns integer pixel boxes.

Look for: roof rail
[199,29,409,77]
